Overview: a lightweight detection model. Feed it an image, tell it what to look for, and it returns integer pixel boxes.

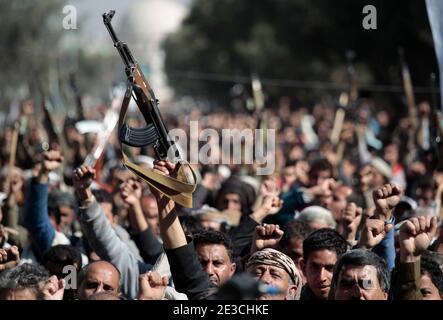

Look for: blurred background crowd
[0,0,443,300]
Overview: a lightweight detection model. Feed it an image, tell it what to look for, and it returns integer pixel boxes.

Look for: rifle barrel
[103,11,135,70]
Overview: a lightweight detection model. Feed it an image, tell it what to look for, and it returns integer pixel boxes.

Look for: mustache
[208,277,219,287]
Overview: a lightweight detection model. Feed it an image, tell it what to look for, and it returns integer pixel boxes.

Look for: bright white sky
[72,0,190,39]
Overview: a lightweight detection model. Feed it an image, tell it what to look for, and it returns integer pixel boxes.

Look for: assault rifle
[69,73,85,121]
[103,10,172,158]
[103,10,196,207]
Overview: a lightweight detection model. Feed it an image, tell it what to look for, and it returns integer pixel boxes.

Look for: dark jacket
[165,240,212,300]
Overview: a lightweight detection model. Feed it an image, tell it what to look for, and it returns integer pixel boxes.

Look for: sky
[71,0,190,41]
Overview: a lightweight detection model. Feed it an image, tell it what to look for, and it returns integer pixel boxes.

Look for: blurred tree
[164,0,438,106]
[0,0,117,124]
[0,0,64,107]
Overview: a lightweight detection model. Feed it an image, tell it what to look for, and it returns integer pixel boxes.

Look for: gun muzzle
[103,10,115,22]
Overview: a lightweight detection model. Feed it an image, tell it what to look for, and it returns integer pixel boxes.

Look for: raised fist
[41,276,65,300]
[73,165,96,191]
[373,183,402,221]
[41,150,64,173]
[153,160,176,177]
[0,246,20,271]
[251,224,284,253]
[120,179,142,207]
[151,160,177,200]
[138,271,168,300]
[339,202,363,241]
[260,195,284,216]
[358,219,393,250]
[259,179,279,198]
[399,216,438,263]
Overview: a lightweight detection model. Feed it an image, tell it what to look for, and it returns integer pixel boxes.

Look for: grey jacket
[79,199,187,300]
[114,224,143,262]
[80,200,142,299]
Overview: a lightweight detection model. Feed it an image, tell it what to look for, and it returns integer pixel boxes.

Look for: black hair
[42,245,83,273]
[0,263,49,299]
[421,255,443,296]
[92,189,113,204]
[330,249,390,296]
[200,165,218,177]
[416,175,435,191]
[303,228,347,261]
[280,219,312,248]
[193,230,234,263]
[309,158,333,178]
[180,215,205,236]
[92,189,116,216]
[284,159,298,167]
[217,178,256,216]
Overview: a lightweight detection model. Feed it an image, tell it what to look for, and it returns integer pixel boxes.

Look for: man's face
[420,273,442,300]
[328,186,352,221]
[309,170,331,187]
[371,171,386,189]
[416,187,434,203]
[358,165,373,191]
[334,265,387,300]
[282,166,297,186]
[142,197,160,236]
[248,264,296,300]
[281,236,304,268]
[195,244,235,287]
[219,193,242,212]
[383,144,398,164]
[302,249,337,300]
[78,262,120,300]
[58,205,75,233]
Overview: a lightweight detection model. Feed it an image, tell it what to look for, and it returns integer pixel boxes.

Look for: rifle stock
[334,51,358,161]
[346,51,358,104]
[398,48,418,164]
[251,74,268,165]
[69,73,85,120]
[399,48,418,132]
[36,79,60,149]
[4,121,19,193]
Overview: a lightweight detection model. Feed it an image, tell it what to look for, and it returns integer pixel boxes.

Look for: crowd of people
[0,91,442,300]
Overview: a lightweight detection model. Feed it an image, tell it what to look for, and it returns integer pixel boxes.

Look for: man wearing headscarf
[246,248,302,300]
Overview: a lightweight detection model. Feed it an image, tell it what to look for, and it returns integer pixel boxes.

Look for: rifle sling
[118,83,197,208]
